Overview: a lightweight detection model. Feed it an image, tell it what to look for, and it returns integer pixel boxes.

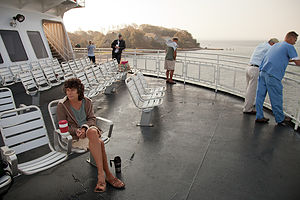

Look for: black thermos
[110,156,121,173]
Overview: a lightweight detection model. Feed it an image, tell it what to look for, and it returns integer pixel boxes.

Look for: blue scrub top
[260,41,298,80]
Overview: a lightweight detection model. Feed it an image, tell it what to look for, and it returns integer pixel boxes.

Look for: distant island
[68,24,202,50]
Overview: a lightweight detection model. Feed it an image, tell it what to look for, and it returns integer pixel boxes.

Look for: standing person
[255,31,300,125]
[243,38,279,114]
[87,41,96,64]
[111,34,126,64]
[57,78,125,192]
[165,37,178,84]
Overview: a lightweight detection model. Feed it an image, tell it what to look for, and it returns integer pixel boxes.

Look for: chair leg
[122,73,127,81]
[137,109,153,127]
[104,85,114,95]
[86,152,97,167]
[31,92,40,106]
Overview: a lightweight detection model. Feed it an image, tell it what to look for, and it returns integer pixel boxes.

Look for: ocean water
[199,40,300,57]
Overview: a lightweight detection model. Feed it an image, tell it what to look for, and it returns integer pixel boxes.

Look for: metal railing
[74,48,300,130]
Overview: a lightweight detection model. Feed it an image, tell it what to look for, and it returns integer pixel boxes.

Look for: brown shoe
[255,117,269,123]
[243,110,256,115]
[277,116,292,126]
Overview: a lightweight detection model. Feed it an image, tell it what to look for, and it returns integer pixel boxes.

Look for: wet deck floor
[2,76,300,200]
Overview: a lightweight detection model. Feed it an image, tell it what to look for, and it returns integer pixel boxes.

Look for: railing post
[295,100,300,130]
[157,50,160,78]
[134,50,137,71]
[215,55,220,93]
[184,52,187,85]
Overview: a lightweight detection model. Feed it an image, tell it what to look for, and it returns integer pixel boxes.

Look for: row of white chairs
[125,72,166,126]
[0,58,60,87]
[62,58,127,97]
[0,87,114,178]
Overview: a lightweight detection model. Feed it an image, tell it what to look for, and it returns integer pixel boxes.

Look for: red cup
[58,120,69,133]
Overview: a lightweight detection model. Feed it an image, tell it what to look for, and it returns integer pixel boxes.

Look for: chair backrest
[109,60,118,72]
[20,63,31,71]
[99,64,109,75]
[74,59,83,69]
[31,61,41,70]
[0,88,17,118]
[136,72,149,89]
[19,71,38,95]
[80,57,88,68]
[51,63,65,81]
[38,60,47,68]
[75,70,89,87]
[85,66,98,84]
[48,99,59,130]
[9,65,22,82]
[132,75,146,97]
[53,58,60,66]
[46,58,54,66]
[113,58,118,67]
[31,67,51,90]
[125,77,142,108]
[0,67,14,86]
[0,105,51,155]
[68,60,78,72]
[61,62,72,74]
[42,65,60,86]
[92,65,106,83]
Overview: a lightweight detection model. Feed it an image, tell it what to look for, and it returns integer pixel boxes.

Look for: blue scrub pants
[255,71,285,123]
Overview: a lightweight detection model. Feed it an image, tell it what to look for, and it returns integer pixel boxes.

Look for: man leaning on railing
[255,31,300,125]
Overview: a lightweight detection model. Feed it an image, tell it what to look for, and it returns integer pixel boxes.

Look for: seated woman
[57,78,125,192]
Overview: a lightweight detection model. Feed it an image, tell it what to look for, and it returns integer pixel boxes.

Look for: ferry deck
[2,76,300,200]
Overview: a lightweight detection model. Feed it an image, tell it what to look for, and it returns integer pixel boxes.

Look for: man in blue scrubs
[255,31,300,125]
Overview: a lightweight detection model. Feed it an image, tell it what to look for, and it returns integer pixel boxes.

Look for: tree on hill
[68,24,200,49]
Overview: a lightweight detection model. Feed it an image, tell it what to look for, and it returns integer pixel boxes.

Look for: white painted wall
[0,5,65,68]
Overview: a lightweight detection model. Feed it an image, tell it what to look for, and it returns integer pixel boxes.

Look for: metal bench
[132,75,165,101]
[125,76,163,126]
[0,105,71,176]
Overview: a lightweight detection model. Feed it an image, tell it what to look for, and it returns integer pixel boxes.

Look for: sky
[63,0,300,41]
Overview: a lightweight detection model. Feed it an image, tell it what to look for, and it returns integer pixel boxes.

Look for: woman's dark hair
[63,78,84,100]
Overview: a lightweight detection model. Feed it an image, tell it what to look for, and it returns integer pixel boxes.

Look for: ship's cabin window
[27,31,48,59]
[0,53,3,64]
[0,30,28,62]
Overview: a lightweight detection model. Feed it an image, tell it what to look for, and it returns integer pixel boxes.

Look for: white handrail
[43,25,73,61]
[73,47,300,130]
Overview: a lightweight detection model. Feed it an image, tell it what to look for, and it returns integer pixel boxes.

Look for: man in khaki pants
[243,38,279,114]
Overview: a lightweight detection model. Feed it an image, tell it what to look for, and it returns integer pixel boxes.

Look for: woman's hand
[76,128,86,139]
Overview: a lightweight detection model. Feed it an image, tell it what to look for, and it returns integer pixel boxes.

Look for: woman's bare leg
[99,138,125,188]
[86,129,105,184]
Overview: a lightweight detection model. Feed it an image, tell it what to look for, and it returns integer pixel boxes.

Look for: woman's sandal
[106,177,125,189]
[94,182,106,193]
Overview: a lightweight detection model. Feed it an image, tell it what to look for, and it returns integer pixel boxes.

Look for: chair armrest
[1,146,18,176]
[54,129,73,155]
[96,116,114,138]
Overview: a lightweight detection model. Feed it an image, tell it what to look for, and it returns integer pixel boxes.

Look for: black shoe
[243,110,256,115]
[255,117,269,123]
[168,81,176,84]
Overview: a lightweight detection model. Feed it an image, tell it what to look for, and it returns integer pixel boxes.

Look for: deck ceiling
[0,0,82,16]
